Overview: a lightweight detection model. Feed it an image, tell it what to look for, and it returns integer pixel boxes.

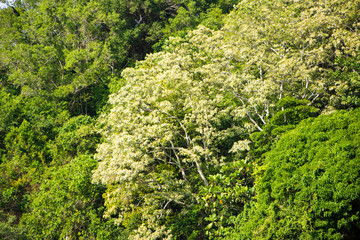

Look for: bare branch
[247,112,263,131]
[170,140,188,182]
[194,160,209,186]
[254,106,267,125]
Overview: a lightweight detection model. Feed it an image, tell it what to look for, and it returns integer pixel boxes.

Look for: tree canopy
[234,108,360,239]
[1,0,360,239]
[93,0,360,238]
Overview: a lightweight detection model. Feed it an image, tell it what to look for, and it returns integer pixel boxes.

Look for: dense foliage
[234,109,360,239]
[1,0,360,239]
[0,0,238,238]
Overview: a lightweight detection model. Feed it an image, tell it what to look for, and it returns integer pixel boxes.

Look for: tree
[328,54,360,109]
[93,0,360,238]
[93,26,251,239]
[0,94,68,219]
[234,108,360,239]
[222,0,360,112]
[0,1,243,238]
[20,155,126,240]
[0,0,184,115]
[0,210,28,240]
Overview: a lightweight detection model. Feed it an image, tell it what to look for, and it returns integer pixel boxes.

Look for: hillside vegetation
[1,0,360,239]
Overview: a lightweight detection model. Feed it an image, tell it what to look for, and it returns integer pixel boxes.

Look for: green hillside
[1,0,360,239]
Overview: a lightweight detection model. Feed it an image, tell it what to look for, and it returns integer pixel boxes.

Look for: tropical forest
[1,0,360,239]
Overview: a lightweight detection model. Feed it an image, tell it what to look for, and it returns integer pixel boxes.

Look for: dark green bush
[235,109,360,239]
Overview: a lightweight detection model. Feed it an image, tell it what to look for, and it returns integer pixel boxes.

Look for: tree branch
[247,112,263,131]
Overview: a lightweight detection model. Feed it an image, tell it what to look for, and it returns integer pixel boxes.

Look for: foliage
[0,91,68,218]
[162,0,238,34]
[0,0,239,115]
[249,97,319,161]
[93,26,252,238]
[328,54,360,109]
[0,0,237,238]
[21,155,126,239]
[234,109,360,239]
[1,0,360,238]
[47,115,100,165]
[199,159,254,239]
[0,211,28,240]
[93,0,360,238]
[0,0,175,115]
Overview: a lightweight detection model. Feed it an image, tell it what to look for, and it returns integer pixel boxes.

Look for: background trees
[0,0,242,238]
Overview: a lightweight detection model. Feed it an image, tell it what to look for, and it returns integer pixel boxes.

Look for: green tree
[21,155,126,240]
[0,210,28,240]
[234,109,360,239]
[0,94,68,218]
[0,1,241,238]
[0,0,187,115]
[328,54,360,109]
[47,115,100,165]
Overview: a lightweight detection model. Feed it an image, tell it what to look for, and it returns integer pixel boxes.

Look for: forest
[0,0,360,239]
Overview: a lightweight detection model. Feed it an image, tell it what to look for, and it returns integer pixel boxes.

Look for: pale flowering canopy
[93,0,360,237]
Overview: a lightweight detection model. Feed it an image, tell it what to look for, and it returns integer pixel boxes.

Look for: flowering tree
[93,0,360,238]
